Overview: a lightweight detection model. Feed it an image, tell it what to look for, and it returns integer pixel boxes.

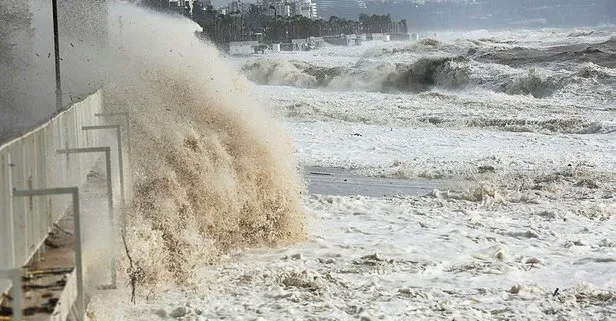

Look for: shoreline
[304,166,449,197]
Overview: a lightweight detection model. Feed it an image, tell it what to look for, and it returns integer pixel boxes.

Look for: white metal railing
[0,90,127,320]
[12,187,84,320]
[1,92,101,292]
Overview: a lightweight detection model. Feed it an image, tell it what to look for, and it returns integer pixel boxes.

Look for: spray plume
[61,2,306,284]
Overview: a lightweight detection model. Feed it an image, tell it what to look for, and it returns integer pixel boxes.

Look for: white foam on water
[84,10,616,321]
[88,193,616,320]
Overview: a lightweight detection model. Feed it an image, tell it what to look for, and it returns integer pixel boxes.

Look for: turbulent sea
[89,25,616,321]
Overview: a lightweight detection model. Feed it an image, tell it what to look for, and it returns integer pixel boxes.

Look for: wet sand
[305,166,448,197]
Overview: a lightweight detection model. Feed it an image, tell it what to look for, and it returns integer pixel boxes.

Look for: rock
[509,285,522,294]
[537,210,558,219]
[525,257,541,269]
[317,258,335,264]
[478,165,495,173]
[282,253,304,260]
[575,179,599,189]
[154,308,167,318]
[599,238,615,247]
[398,288,412,295]
[495,250,506,261]
[170,306,188,318]
[525,257,540,265]
[194,308,203,315]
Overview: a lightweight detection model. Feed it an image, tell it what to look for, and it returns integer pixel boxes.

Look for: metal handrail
[0,268,22,321]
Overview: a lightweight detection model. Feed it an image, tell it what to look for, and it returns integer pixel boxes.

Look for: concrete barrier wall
[0,91,108,294]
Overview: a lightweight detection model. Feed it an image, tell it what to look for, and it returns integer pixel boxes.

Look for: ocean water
[86,8,616,321]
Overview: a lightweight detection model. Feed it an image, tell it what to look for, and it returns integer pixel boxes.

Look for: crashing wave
[244,39,616,99]
[477,38,518,45]
[495,64,615,98]
[475,37,616,69]
[380,56,471,92]
[568,30,595,37]
[242,56,471,93]
[244,57,616,100]
[499,68,564,98]
[363,38,483,58]
[362,38,444,57]
[573,62,616,80]
[69,4,308,285]
[241,58,318,87]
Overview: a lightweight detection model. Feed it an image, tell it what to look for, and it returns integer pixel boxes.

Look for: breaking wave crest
[475,37,616,69]
[568,30,596,37]
[239,59,318,88]
[81,4,306,284]
[362,38,485,57]
[498,68,565,98]
[242,56,472,93]
[245,56,615,99]
[573,63,616,80]
[362,38,443,56]
[497,64,616,98]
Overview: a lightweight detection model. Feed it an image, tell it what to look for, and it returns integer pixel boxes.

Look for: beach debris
[170,306,188,318]
[478,165,495,173]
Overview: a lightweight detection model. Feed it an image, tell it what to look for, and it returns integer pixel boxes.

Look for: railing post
[13,187,84,321]
[0,269,21,321]
[56,147,116,288]
[81,125,124,200]
[71,187,84,321]
[6,153,16,268]
[94,112,131,156]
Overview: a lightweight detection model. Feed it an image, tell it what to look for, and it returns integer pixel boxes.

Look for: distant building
[310,1,318,18]
[228,0,251,14]
[142,0,190,16]
[317,0,367,14]
[261,0,318,19]
[290,0,316,18]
